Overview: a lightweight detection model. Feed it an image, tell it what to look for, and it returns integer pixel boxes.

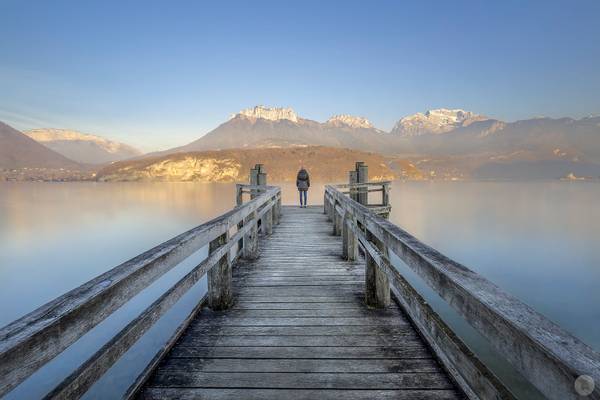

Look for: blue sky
[1,0,599,151]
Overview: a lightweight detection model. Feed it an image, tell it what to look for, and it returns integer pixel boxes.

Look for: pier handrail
[0,186,281,399]
[325,184,600,400]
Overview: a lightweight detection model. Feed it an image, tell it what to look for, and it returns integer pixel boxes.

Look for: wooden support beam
[242,211,258,260]
[207,232,232,310]
[333,203,342,236]
[346,217,359,261]
[273,196,281,225]
[364,231,390,308]
[342,210,358,261]
[263,207,273,236]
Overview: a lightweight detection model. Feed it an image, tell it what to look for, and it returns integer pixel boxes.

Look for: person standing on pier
[296,166,310,207]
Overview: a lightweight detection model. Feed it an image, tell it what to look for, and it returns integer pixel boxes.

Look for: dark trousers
[299,190,307,206]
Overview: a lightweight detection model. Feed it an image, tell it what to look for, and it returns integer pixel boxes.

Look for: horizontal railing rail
[325,184,600,400]
[329,181,391,216]
[0,186,281,399]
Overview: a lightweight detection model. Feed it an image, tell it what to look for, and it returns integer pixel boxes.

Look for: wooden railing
[325,183,600,400]
[329,181,391,218]
[0,185,281,399]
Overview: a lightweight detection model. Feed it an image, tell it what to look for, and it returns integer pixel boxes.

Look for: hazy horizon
[2,0,600,151]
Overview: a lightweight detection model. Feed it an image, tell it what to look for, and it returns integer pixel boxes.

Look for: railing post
[243,210,259,259]
[345,215,359,261]
[263,205,273,235]
[365,230,390,308]
[342,210,357,260]
[333,201,341,236]
[208,230,232,310]
[342,209,348,259]
[272,195,280,225]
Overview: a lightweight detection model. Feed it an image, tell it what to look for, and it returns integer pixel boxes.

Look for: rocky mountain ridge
[391,108,489,136]
[233,105,299,123]
[325,114,375,129]
[153,106,600,180]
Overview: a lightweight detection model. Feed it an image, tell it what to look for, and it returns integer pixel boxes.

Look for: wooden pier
[139,205,462,399]
[0,163,599,400]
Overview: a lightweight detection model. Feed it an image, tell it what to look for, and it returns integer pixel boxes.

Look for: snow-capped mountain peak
[326,115,374,129]
[232,105,299,123]
[391,108,488,136]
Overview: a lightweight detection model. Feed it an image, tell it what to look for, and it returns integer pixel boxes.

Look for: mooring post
[365,230,390,307]
[349,170,358,202]
[208,230,232,310]
[243,210,259,259]
[382,182,390,207]
[256,164,267,187]
[249,167,259,199]
[356,162,368,205]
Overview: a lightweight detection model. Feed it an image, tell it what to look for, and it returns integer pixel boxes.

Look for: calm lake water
[0,181,598,398]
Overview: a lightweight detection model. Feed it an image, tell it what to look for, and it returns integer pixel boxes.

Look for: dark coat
[296,169,310,191]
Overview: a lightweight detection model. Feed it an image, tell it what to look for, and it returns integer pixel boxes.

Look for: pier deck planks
[138,206,464,400]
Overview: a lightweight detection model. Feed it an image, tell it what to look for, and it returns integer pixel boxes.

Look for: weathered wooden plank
[146,371,454,389]
[184,325,418,337]
[168,346,431,359]
[236,276,366,283]
[236,281,365,287]
[186,317,408,326]
[197,308,403,318]
[235,286,364,296]
[140,388,464,400]
[230,302,364,310]
[156,358,440,373]
[235,295,361,303]
[174,334,422,348]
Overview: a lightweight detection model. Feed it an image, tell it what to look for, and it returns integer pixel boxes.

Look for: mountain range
[2,105,600,181]
[149,105,600,180]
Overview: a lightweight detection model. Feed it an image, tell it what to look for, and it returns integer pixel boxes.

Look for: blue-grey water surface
[0,181,598,399]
